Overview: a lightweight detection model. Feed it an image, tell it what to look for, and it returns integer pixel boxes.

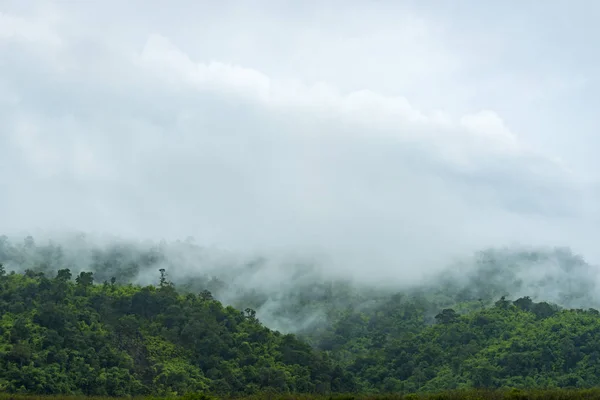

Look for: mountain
[0,266,353,395]
[2,235,600,396]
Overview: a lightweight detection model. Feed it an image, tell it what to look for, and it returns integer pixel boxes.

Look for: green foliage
[314,294,600,393]
[0,268,354,396]
[2,236,600,396]
[3,389,600,400]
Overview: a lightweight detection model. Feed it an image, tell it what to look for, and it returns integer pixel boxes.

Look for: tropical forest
[3,1,600,399]
[1,235,600,399]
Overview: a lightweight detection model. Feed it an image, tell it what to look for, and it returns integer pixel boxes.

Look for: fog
[2,233,600,335]
[3,1,600,289]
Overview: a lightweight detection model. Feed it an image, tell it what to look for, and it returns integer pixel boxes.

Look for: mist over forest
[4,0,600,396]
[1,233,598,334]
[4,232,600,394]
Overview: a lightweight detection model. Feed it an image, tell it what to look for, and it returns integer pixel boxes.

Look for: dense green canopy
[1,236,600,396]
[0,266,353,396]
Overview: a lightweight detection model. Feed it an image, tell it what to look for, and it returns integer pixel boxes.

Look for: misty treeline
[1,234,597,329]
[1,234,600,395]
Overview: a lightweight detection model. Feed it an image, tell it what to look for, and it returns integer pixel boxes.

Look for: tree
[76,271,94,288]
[199,289,214,301]
[514,296,533,311]
[435,309,458,324]
[245,308,257,320]
[159,268,168,288]
[56,269,72,282]
[494,296,511,309]
[468,358,499,388]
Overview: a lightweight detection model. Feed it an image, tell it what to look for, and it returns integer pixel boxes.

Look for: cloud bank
[1,1,600,283]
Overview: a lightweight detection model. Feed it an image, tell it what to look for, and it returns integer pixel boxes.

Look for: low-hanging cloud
[1,1,600,285]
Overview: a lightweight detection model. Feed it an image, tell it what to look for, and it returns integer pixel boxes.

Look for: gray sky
[2,0,600,280]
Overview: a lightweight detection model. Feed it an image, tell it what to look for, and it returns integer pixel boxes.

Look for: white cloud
[460,110,519,152]
[10,116,62,176]
[135,34,526,161]
[0,10,61,46]
[1,1,600,283]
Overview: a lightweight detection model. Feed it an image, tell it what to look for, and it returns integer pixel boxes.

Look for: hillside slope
[0,266,354,396]
[317,294,600,392]
[3,236,600,395]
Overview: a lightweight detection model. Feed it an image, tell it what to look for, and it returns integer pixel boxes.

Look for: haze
[2,0,600,283]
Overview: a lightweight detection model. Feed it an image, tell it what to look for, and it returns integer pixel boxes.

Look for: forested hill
[317,294,600,392]
[2,235,599,335]
[0,266,354,395]
[3,265,600,396]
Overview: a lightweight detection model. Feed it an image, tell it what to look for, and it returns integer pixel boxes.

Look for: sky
[2,0,600,281]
